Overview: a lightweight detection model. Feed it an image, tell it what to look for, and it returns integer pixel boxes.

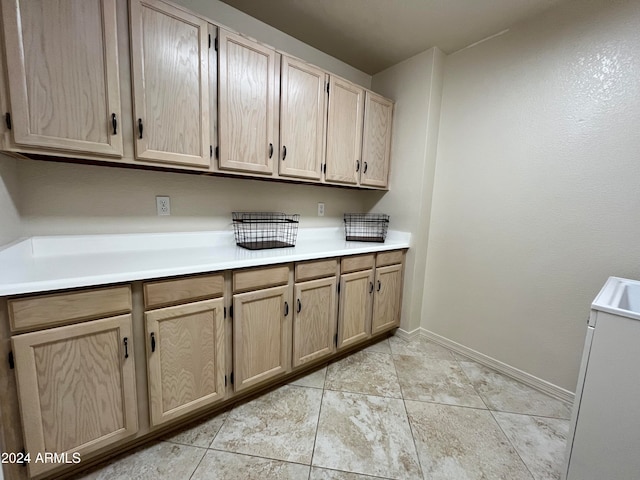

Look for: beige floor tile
[73,441,206,480]
[325,351,402,398]
[405,401,534,480]
[290,366,327,389]
[211,384,322,464]
[458,360,572,418]
[310,466,392,479]
[312,390,422,480]
[394,354,486,408]
[389,335,454,360]
[493,412,569,480]
[191,450,310,479]
[163,411,228,448]
[362,338,392,354]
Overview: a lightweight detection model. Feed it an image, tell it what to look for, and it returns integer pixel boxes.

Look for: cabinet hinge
[326,82,329,94]
[8,351,14,369]
[224,375,227,386]
[215,37,218,51]
[229,305,233,318]
[208,34,211,49]
[20,449,27,467]
[230,371,234,385]
[224,306,227,319]
[334,333,338,347]
[337,282,340,294]
[5,112,11,130]
[210,145,213,158]
[215,146,219,159]
[323,163,327,174]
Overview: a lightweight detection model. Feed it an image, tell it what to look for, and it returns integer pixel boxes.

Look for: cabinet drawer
[8,285,132,332]
[341,254,375,273]
[376,250,404,267]
[144,273,224,309]
[295,259,338,282]
[233,265,290,293]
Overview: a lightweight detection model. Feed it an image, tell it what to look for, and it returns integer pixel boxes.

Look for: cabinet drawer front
[144,274,224,309]
[8,285,132,332]
[295,258,338,282]
[233,265,290,293]
[341,254,375,273]
[376,250,404,267]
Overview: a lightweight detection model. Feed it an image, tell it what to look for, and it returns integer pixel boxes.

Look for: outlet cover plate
[156,196,171,216]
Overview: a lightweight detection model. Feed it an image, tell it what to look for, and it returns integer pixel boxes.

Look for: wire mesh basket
[232,212,300,250]
[344,213,390,243]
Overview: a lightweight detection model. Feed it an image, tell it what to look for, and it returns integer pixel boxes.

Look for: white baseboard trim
[394,327,421,341]
[418,328,575,405]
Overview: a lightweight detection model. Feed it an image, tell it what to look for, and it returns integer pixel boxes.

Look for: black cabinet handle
[138,118,143,139]
[377,280,381,292]
[111,113,117,135]
[284,301,289,316]
[151,332,156,353]
[123,337,129,359]
[364,162,368,173]
[269,143,273,158]
[356,160,360,172]
[369,282,373,294]
[297,298,301,313]
[282,145,287,160]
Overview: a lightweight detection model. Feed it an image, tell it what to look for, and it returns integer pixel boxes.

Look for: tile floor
[75,335,572,480]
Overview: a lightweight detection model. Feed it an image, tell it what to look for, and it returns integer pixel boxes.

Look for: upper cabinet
[279,56,327,180]
[0,0,123,156]
[129,0,211,167]
[218,29,277,175]
[361,92,393,188]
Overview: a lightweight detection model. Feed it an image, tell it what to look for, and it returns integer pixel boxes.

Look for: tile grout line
[307,367,329,480]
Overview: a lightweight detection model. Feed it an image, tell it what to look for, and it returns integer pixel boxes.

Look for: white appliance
[563,277,640,480]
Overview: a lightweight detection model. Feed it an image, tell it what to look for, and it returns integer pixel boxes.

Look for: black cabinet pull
[269,143,273,158]
[356,160,360,172]
[123,337,129,359]
[111,113,117,135]
[377,280,381,292]
[138,118,143,139]
[369,282,373,294]
[284,301,289,316]
[364,162,368,173]
[151,332,156,353]
[297,298,301,313]
[282,145,287,160]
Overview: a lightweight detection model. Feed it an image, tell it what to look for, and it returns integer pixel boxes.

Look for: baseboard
[395,327,421,341]
[418,328,575,405]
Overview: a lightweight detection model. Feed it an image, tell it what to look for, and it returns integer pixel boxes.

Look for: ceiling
[219,0,566,75]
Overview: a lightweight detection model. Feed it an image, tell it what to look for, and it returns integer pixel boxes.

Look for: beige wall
[368,48,445,332]
[423,0,640,391]
[0,154,21,247]
[172,0,371,88]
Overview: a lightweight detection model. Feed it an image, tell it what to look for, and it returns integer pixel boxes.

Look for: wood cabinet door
[233,285,291,392]
[145,298,225,427]
[361,92,393,188]
[325,76,364,185]
[11,314,137,478]
[130,0,210,167]
[279,56,326,180]
[1,0,123,156]
[293,277,336,368]
[218,29,277,174]
[371,264,403,335]
[337,269,373,349]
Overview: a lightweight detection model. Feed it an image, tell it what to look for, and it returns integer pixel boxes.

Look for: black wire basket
[232,212,300,250]
[344,213,390,242]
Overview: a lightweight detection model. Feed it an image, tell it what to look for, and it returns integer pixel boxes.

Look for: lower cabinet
[337,269,374,349]
[11,314,138,478]
[145,298,226,427]
[371,264,403,335]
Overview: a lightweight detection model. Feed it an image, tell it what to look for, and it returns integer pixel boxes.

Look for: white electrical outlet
[156,196,171,216]
[317,202,325,217]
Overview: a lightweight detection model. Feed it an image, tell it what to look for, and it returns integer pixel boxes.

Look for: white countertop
[0,228,410,296]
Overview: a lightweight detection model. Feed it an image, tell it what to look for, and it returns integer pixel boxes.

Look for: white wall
[423,0,640,391]
[172,0,371,88]
[368,48,445,332]
[0,154,21,247]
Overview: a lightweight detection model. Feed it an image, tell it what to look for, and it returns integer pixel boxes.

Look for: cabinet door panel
[361,92,393,188]
[11,314,137,477]
[218,29,276,174]
[233,285,291,392]
[1,0,123,156]
[145,298,225,426]
[293,277,336,367]
[371,264,402,334]
[337,270,373,349]
[279,56,326,180]
[325,76,364,185]
[130,0,210,166]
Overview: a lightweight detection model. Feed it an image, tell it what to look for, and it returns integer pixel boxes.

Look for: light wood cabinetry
[11,314,138,477]
[279,55,327,180]
[361,92,393,188]
[129,0,211,167]
[218,28,277,174]
[0,0,123,157]
[371,264,403,334]
[145,298,226,426]
[337,269,374,348]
